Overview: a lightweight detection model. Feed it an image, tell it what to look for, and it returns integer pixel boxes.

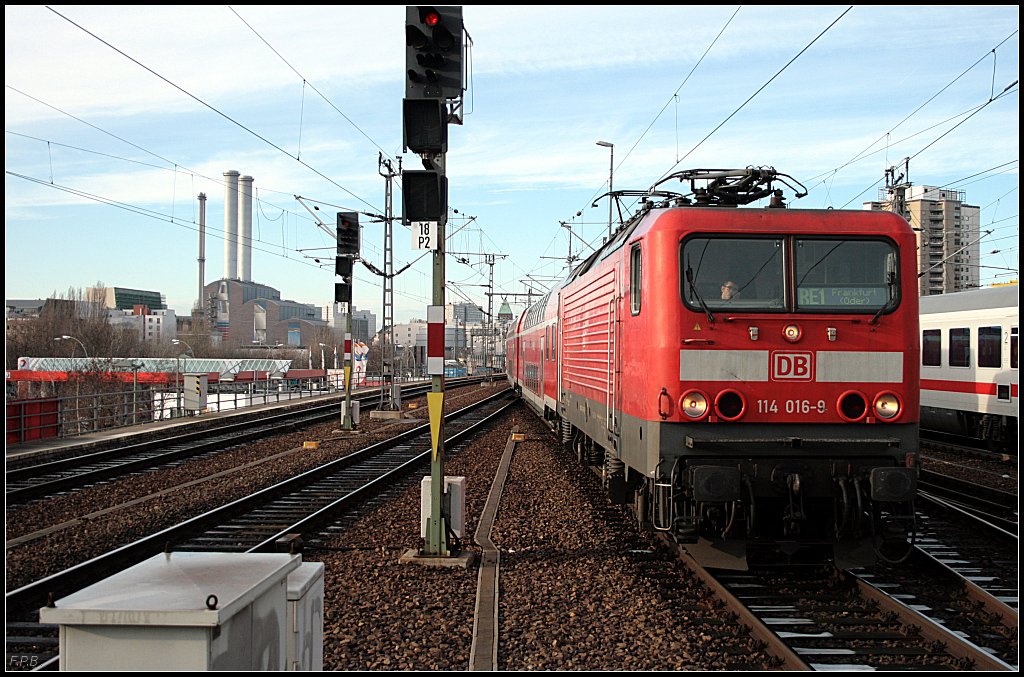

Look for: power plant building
[206,170,326,347]
[205,279,324,347]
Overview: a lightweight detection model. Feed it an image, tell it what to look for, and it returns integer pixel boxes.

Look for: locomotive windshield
[794,238,897,313]
[682,237,786,312]
[681,236,898,314]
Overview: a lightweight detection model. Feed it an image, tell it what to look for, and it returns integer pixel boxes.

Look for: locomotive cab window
[794,239,897,313]
[630,243,642,315]
[681,237,785,312]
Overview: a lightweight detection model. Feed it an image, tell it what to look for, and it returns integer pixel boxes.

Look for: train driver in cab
[721,280,741,301]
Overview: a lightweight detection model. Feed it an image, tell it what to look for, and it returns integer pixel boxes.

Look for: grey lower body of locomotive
[556,389,918,569]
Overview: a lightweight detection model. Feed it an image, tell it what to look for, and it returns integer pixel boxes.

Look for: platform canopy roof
[16,357,293,378]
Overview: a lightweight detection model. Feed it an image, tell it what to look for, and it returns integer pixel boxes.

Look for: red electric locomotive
[507,168,920,568]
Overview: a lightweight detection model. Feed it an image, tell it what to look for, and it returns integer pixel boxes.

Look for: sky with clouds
[5,5,1019,325]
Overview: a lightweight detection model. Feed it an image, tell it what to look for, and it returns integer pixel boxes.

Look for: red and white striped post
[427,306,445,377]
[424,298,449,554]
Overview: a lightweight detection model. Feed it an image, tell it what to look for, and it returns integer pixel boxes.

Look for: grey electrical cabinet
[286,562,325,670]
[39,552,301,671]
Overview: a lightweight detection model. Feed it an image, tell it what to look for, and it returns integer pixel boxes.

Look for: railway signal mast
[403,5,466,559]
[336,212,361,430]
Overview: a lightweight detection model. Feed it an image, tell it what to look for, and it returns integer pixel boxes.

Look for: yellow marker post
[342,365,353,430]
[427,391,444,461]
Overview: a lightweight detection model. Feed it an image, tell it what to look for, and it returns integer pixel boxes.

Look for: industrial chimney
[197,192,206,309]
[238,175,253,282]
[223,170,239,280]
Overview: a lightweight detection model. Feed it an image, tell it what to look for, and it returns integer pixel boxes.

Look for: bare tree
[308,325,340,369]
[5,285,130,368]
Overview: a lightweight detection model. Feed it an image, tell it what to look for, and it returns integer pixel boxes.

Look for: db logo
[771,351,813,381]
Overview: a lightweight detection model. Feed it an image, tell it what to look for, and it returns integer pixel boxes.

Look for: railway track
[921,429,1016,460]
[8,393,1017,671]
[565,428,1016,669]
[918,470,1018,534]
[911,499,1019,612]
[643,445,1020,670]
[4,381,454,504]
[6,389,515,668]
[667,473,1020,670]
[674,554,1015,671]
[920,434,1017,498]
[847,494,1019,669]
[177,390,514,554]
[671,483,1019,670]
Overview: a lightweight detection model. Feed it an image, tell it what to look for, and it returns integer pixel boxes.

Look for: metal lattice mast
[449,250,507,375]
[379,154,400,410]
[485,253,496,374]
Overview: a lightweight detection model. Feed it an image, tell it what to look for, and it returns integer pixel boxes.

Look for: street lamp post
[131,362,141,424]
[596,141,614,240]
[53,335,88,435]
[113,359,143,425]
[318,342,333,391]
[53,335,89,359]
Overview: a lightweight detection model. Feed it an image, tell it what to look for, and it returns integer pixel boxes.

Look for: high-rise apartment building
[322,304,376,344]
[448,302,484,326]
[866,185,981,296]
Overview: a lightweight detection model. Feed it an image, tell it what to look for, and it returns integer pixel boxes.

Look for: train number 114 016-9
[757,399,827,414]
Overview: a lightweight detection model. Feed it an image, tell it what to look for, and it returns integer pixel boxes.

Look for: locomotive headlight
[714,389,746,421]
[783,324,803,342]
[873,392,902,420]
[680,390,709,420]
[838,390,868,422]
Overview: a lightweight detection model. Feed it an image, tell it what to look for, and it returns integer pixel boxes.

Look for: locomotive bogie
[564,409,919,567]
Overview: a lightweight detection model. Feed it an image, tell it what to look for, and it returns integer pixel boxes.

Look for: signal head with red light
[405,6,464,100]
